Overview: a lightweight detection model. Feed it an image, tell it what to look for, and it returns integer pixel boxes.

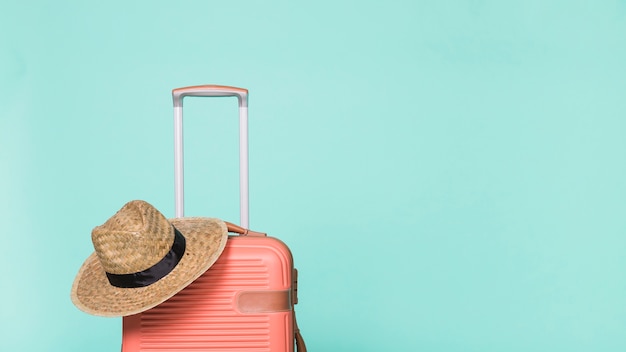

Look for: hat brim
[70,217,228,317]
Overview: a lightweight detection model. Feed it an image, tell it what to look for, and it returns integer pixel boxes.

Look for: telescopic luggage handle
[172,85,250,228]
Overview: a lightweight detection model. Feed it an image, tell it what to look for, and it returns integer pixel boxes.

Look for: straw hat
[70,200,228,317]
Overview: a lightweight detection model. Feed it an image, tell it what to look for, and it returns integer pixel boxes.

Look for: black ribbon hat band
[105,228,187,288]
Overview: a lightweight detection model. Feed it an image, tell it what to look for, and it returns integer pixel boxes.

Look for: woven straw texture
[70,200,228,317]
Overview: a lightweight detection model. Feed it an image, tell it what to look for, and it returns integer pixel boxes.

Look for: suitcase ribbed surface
[138,258,272,351]
[122,237,294,352]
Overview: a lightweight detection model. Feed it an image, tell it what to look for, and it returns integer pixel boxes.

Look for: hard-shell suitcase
[121,85,306,351]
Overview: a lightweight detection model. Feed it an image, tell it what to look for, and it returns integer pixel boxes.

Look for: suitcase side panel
[122,236,294,352]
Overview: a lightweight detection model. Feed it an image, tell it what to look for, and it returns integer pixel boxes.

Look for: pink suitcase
[121,85,306,351]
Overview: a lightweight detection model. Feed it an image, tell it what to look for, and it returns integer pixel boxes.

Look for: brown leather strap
[294,310,307,352]
[225,221,266,237]
[291,268,306,351]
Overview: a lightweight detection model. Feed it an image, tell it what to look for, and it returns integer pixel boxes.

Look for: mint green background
[2,1,625,351]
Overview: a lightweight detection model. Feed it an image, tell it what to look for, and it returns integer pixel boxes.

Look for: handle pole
[239,106,249,228]
[171,85,249,227]
[174,105,184,218]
